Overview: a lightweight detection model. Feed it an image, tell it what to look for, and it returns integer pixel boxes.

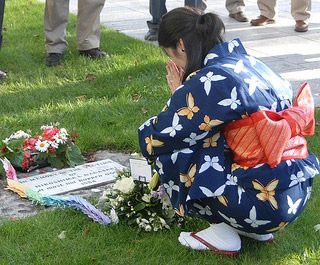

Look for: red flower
[42,127,60,141]
[1,146,7,153]
[24,152,31,159]
[24,137,38,150]
[49,147,56,153]
[21,158,29,169]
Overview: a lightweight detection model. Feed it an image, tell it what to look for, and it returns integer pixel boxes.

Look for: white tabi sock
[178,222,241,252]
[233,228,274,242]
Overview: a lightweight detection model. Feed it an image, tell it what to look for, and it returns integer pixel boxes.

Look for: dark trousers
[0,0,5,49]
[147,0,207,29]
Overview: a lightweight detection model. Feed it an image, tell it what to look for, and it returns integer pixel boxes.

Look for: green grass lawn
[0,0,170,153]
[0,0,320,264]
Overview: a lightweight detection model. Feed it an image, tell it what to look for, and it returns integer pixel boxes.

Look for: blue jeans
[147,0,206,29]
[0,0,5,49]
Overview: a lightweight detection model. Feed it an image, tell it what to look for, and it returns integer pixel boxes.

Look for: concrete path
[69,0,320,105]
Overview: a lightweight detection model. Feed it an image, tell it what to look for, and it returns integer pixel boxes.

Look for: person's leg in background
[145,0,166,41]
[0,0,6,79]
[77,0,108,58]
[292,0,311,32]
[225,0,249,22]
[185,0,207,13]
[44,0,69,66]
[144,0,207,42]
[251,0,277,26]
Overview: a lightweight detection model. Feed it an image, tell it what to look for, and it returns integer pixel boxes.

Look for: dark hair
[158,7,225,82]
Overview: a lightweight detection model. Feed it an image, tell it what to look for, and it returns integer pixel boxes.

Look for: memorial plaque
[19,159,126,196]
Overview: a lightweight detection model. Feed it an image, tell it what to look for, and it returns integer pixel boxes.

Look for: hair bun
[196,13,206,25]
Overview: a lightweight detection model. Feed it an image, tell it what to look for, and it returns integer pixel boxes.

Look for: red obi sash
[224,83,315,168]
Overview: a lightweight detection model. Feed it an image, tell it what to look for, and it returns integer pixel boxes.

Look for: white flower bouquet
[98,171,183,232]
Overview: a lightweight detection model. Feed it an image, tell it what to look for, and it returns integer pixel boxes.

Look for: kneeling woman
[138,7,319,257]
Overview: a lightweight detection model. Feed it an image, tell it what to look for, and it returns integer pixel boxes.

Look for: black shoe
[0,70,6,80]
[46,53,62,67]
[144,28,158,41]
[79,48,108,59]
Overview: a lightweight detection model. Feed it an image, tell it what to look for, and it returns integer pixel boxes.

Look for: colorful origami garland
[2,158,111,225]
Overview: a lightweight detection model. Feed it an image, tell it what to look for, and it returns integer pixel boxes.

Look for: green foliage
[0,0,169,153]
[66,143,83,167]
[47,154,64,169]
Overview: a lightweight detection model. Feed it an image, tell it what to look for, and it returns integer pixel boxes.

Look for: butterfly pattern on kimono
[177,92,199,120]
[252,179,279,210]
[198,115,224,131]
[144,135,164,155]
[175,204,185,217]
[180,164,197,188]
[203,133,220,148]
[138,38,320,234]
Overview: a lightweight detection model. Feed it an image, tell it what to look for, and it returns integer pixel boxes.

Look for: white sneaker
[178,223,241,257]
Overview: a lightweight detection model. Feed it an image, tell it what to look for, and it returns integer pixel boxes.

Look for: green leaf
[47,155,64,169]
[7,138,24,152]
[65,143,84,167]
[10,152,25,168]
[0,161,5,178]
[55,144,67,154]
[133,202,146,212]
[37,152,48,161]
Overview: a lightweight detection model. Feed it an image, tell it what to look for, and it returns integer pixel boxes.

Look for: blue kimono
[138,39,320,234]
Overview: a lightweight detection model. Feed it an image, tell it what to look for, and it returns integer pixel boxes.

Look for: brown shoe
[250,15,276,26]
[294,20,308,32]
[229,12,249,22]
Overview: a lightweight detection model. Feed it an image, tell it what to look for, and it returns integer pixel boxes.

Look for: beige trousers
[225,0,245,15]
[258,0,311,21]
[44,0,105,54]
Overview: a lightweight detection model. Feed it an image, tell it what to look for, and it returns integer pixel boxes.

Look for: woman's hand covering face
[166,60,184,94]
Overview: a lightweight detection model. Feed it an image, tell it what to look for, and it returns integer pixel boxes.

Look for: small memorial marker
[129,158,152,182]
[19,159,126,196]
